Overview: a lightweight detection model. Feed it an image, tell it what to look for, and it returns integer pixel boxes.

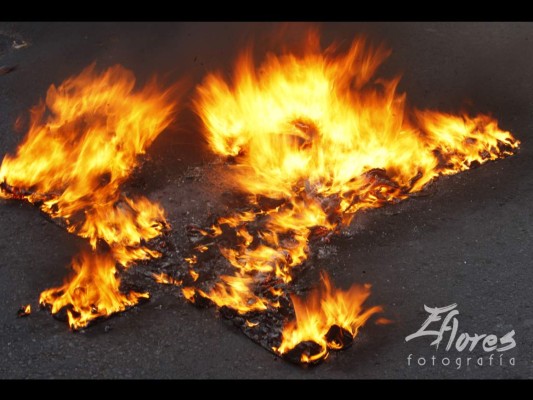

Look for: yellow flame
[18,304,32,317]
[1,64,178,329]
[39,252,149,330]
[193,32,519,361]
[152,272,182,286]
[198,274,271,314]
[274,273,382,363]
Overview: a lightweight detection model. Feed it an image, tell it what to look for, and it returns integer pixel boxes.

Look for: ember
[17,304,31,317]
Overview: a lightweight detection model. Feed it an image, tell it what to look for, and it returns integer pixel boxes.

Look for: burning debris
[273,273,382,364]
[17,304,31,317]
[0,64,179,329]
[0,31,520,365]
[187,31,519,363]
[39,252,150,330]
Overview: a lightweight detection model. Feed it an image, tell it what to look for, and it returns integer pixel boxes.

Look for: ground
[0,22,531,379]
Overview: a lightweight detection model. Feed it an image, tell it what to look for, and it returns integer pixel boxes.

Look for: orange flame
[153,272,182,286]
[17,304,31,317]
[0,64,175,261]
[1,64,177,329]
[274,273,382,363]
[194,32,519,360]
[39,252,149,330]
[196,34,517,210]
[197,274,270,314]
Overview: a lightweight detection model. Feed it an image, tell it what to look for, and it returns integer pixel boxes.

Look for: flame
[0,64,175,261]
[193,32,519,361]
[17,304,31,317]
[189,269,199,281]
[274,273,382,363]
[182,287,196,301]
[1,64,177,329]
[196,34,518,211]
[197,274,270,314]
[153,272,182,286]
[0,34,520,359]
[39,252,149,330]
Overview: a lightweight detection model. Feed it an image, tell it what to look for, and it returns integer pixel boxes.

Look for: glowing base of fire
[273,272,382,364]
[154,267,382,365]
[39,252,149,330]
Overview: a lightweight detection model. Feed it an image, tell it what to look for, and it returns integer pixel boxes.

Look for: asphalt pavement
[0,22,531,379]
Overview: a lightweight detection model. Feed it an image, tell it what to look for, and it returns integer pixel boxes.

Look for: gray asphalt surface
[0,22,531,379]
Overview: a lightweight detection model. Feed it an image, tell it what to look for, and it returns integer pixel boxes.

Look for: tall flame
[0,64,177,329]
[193,32,519,361]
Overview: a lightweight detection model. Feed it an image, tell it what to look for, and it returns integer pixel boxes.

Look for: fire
[39,252,149,330]
[17,304,31,317]
[193,32,519,361]
[152,272,182,286]
[0,33,520,363]
[0,64,174,262]
[274,273,382,364]
[197,274,270,314]
[1,64,177,329]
